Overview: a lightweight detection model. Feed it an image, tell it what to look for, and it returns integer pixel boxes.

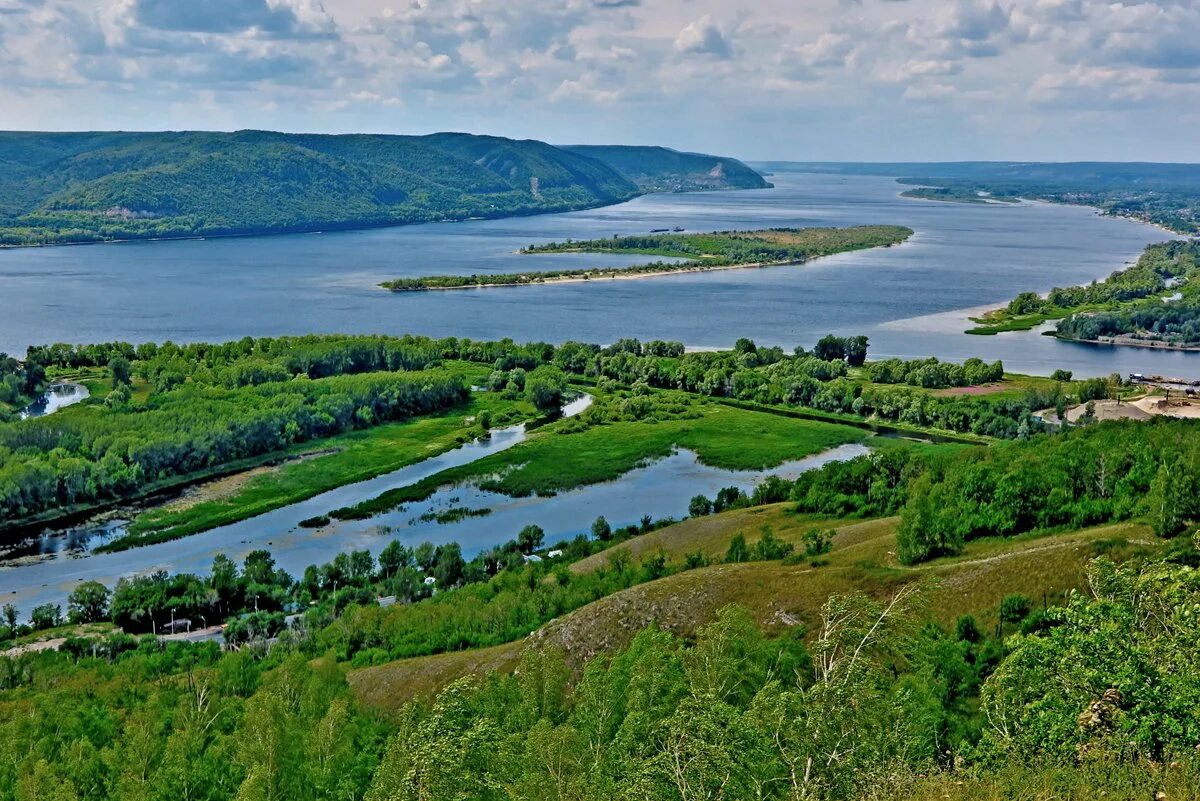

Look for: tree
[814,334,846,362]
[590,515,613,542]
[803,528,834,558]
[689,495,714,517]
[955,614,981,643]
[725,533,750,563]
[108,355,133,389]
[526,366,567,411]
[1051,369,1073,382]
[999,593,1031,625]
[2,603,16,630]
[434,543,466,588]
[378,540,408,579]
[1147,458,1196,537]
[1107,372,1123,405]
[845,335,869,367]
[67,581,111,624]
[30,603,62,630]
[518,524,545,554]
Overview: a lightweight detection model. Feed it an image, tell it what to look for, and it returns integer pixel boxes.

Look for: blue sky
[1,0,1196,161]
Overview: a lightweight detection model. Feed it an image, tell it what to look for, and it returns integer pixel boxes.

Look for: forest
[0,332,1099,530]
[382,226,913,290]
[0,132,773,247]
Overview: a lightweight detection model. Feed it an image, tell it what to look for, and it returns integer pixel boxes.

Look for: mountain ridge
[0,131,768,246]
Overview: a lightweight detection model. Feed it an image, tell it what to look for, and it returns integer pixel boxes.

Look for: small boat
[672,227,685,232]
[650,228,670,233]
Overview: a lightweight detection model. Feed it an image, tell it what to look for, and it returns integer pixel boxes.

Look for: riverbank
[95,393,540,552]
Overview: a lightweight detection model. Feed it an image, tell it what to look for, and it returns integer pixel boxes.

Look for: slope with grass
[349,505,1157,707]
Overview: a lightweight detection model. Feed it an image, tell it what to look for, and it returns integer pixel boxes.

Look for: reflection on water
[19,382,89,419]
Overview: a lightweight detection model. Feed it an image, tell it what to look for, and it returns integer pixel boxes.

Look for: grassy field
[109,392,537,549]
[330,392,870,519]
[348,504,1158,709]
[965,305,1102,335]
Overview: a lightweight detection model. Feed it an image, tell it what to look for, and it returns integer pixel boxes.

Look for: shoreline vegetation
[380,225,914,291]
[900,186,1021,205]
[965,240,1200,349]
[1,332,1087,548]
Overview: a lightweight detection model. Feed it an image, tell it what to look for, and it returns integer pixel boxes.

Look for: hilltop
[564,144,771,192]
[0,131,768,246]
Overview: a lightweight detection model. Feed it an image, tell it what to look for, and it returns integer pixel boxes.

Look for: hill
[565,144,771,191]
[0,132,758,247]
[349,506,1157,707]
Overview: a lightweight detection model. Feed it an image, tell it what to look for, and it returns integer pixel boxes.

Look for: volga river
[0,172,1189,378]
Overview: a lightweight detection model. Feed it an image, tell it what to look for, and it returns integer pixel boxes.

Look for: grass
[329,393,870,519]
[349,506,1161,709]
[106,392,537,550]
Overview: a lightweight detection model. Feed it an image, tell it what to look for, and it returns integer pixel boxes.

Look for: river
[0,173,1187,378]
[0,389,865,612]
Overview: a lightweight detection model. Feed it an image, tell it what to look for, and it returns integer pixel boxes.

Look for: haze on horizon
[1,0,1196,163]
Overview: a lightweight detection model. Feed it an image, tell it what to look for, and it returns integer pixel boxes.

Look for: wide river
[1,172,1193,378]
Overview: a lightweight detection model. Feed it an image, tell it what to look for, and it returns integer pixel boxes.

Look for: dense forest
[0,132,769,246]
[383,226,913,290]
[765,161,1200,234]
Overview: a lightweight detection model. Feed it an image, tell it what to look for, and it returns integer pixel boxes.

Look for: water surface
[0,173,1184,377]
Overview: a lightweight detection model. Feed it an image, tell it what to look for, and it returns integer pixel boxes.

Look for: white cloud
[674,15,733,58]
[0,0,1196,160]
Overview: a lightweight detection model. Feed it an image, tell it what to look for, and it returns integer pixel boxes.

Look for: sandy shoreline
[385,259,804,292]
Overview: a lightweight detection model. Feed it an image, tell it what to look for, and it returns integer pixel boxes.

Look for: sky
[0,0,1197,162]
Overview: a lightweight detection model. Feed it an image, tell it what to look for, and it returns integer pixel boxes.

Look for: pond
[19,382,89,419]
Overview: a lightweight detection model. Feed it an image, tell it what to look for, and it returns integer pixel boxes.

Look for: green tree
[591,515,613,542]
[108,355,133,388]
[67,580,111,624]
[999,594,1031,625]
[518,524,545,554]
[30,603,61,630]
[725,533,750,563]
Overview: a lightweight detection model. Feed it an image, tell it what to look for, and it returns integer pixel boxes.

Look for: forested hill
[565,144,771,191]
[0,131,763,246]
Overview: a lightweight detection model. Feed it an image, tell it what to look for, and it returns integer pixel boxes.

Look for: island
[380,225,914,291]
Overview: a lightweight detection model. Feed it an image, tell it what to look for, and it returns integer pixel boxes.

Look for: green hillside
[0,132,773,246]
[565,144,771,191]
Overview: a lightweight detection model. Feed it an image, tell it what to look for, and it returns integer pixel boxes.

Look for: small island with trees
[380,225,913,291]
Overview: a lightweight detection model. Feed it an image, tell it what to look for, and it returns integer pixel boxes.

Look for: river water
[0,172,1188,378]
[0,393,866,612]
